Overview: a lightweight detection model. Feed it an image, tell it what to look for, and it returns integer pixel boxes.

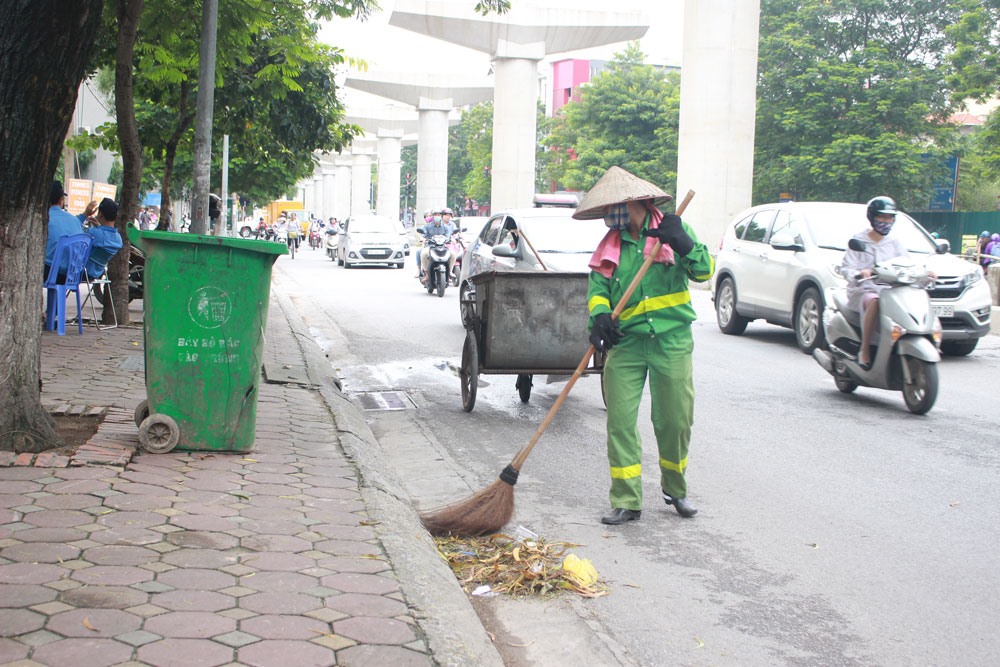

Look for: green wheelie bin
[128,228,287,453]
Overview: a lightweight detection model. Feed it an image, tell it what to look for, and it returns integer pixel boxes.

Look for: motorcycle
[447,230,466,287]
[324,227,339,261]
[812,238,942,414]
[420,233,453,297]
[309,228,322,250]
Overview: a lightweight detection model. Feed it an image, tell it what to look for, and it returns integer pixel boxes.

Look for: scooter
[812,238,942,414]
[324,228,339,261]
[447,230,466,287]
[420,233,453,297]
[309,228,322,250]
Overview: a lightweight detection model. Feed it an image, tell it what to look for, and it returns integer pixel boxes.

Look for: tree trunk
[0,1,105,453]
[158,80,195,232]
[109,0,144,327]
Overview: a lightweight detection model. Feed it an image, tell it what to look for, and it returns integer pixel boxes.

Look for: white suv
[711,202,992,356]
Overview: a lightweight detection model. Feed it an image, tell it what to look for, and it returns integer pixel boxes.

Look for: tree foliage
[74,0,373,211]
[541,43,681,195]
[754,0,969,208]
[945,0,1000,103]
[449,102,494,208]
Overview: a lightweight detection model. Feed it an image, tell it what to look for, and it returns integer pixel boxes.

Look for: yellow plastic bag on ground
[562,553,598,587]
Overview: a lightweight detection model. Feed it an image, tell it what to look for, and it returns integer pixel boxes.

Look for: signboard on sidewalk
[92,181,117,203]
[66,179,92,215]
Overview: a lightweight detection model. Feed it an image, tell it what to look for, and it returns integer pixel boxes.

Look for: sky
[319,0,685,109]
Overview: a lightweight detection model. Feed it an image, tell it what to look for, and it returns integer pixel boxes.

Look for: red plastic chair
[44,233,93,335]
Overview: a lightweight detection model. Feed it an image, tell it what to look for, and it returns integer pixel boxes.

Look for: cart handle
[510,189,695,470]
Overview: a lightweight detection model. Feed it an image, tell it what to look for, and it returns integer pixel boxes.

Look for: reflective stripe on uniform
[610,463,642,479]
[659,456,688,473]
[619,290,691,322]
[589,295,611,313]
[693,256,716,282]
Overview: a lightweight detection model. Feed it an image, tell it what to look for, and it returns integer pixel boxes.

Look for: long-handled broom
[420,190,696,536]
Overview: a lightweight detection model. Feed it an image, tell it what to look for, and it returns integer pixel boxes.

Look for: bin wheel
[515,374,532,403]
[138,414,180,454]
[133,400,150,428]
[461,330,479,412]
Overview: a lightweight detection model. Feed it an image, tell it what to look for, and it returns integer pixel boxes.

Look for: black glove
[589,313,623,352]
[643,214,695,256]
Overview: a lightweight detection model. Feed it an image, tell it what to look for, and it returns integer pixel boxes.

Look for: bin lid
[128,228,288,256]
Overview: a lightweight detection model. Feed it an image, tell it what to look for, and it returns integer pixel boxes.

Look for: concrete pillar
[351,151,374,217]
[491,40,545,211]
[416,100,451,216]
[303,180,315,215]
[334,159,352,220]
[376,129,404,221]
[676,0,761,250]
[322,168,336,220]
[313,174,324,220]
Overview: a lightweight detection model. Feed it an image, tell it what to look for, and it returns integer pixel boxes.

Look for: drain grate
[353,391,417,411]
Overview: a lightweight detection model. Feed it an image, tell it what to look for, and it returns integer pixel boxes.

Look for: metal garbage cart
[459,270,603,412]
[128,228,286,453]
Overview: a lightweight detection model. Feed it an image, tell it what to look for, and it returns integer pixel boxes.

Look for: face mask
[433,215,442,223]
[872,220,893,236]
[605,204,629,230]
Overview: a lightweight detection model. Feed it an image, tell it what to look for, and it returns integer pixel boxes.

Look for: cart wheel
[515,374,532,403]
[460,330,479,412]
[133,400,150,428]
[138,414,180,454]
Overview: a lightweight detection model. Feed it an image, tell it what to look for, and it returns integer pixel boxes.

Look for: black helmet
[866,196,897,224]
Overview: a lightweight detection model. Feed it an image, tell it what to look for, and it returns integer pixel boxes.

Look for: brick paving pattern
[0,300,433,666]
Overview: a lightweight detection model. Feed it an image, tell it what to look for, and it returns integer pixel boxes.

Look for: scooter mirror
[848,238,867,252]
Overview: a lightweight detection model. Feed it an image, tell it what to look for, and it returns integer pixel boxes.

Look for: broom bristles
[420,478,516,537]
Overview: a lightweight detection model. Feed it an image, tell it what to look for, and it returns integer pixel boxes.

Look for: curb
[269,287,505,667]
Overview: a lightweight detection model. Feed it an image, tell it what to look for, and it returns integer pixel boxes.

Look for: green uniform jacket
[587,220,715,335]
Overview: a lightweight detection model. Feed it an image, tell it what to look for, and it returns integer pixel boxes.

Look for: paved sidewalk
[0,288,500,667]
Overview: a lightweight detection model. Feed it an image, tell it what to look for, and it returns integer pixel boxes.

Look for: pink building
[551,59,610,113]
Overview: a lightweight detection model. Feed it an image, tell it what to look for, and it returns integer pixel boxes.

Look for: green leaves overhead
[542,43,680,196]
[754,0,966,208]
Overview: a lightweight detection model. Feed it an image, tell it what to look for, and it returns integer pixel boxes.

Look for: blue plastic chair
[44,233,93,335]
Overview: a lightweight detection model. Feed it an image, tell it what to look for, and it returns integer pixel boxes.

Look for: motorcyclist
[841,196,909,370]
[419,207,456,284]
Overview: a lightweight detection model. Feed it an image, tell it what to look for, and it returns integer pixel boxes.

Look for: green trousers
[603,327,694,511]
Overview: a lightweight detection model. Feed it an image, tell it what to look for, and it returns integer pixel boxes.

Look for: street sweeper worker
[577,166,715,526]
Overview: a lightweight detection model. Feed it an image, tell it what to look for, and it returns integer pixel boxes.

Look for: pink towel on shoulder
[588,208,675,278]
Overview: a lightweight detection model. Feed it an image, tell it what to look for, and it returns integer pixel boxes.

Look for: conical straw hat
[572,166,672,220]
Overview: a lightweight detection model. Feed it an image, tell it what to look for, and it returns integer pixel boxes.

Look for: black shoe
[857,358,872,371]
[601,508,641,525]
[663,492,698,518]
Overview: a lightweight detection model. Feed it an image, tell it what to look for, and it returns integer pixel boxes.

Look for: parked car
[712,201,993,356]
[457,208,607,324]
[337,215,407,268]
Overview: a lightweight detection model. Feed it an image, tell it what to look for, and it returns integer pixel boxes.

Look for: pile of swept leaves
[434,533,607,598]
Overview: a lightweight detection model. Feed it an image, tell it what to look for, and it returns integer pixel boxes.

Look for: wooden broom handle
[516,227,548,271]
[510,190,695,470]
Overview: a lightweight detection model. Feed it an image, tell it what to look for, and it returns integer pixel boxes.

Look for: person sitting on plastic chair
[44,234,93,335]
[44,180,96,279]
[81,198,123,329]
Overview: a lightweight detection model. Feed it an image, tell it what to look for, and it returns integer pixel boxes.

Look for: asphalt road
[274,246,1000,667]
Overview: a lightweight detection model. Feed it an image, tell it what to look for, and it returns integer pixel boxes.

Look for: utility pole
[189,0,219,235]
